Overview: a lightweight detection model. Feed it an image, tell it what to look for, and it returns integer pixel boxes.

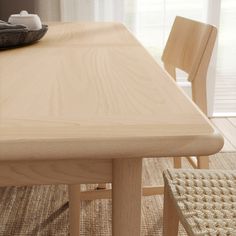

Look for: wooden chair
[161,16,217,170]
[163,169,236,236]
[81,16,217,199]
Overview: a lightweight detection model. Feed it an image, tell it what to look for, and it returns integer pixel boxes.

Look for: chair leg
[163,184,179,236]
[197,156,209,169]
[173,157,182,168]
[69,184,81,236]
[96,183,107,189]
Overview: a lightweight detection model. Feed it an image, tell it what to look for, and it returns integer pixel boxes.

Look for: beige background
[0,0,60,21]
[0,0,34,21]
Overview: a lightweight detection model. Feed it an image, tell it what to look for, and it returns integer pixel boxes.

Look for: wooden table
[0,23,223,236]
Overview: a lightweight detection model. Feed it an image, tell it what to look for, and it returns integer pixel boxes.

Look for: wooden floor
[211,117,236,152]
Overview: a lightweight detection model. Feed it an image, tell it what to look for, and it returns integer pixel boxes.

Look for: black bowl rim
[0,24,48,49]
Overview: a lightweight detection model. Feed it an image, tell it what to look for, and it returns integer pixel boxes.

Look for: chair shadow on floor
[30,201,69,236]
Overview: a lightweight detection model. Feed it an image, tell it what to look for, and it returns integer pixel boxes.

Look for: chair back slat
[162,16,216,82]
[162,16,217,114]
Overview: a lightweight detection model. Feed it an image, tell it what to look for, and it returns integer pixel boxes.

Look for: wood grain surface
[0,23,223,161]
[0,159,112,186]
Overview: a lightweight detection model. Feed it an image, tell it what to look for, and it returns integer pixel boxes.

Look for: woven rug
[0,153,236,236]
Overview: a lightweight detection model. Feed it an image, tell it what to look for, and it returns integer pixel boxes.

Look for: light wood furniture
[162,16,217,169]
[163,169,236,236]
[0,22,223,236]
[69,184,81,235]
[98,16,218,194]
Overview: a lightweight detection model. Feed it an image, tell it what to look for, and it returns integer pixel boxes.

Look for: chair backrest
[161,16,217,114]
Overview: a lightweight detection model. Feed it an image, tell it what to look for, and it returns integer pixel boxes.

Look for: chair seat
[163,169,236,236]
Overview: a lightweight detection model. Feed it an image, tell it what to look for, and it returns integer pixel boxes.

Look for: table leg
[69,184,81,236]
[97,183,107,189]
[112,158,142,236]
[197,156,209,169]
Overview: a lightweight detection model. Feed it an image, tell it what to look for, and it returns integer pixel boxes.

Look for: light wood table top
[0,22,224,236]
[0,22,223,161]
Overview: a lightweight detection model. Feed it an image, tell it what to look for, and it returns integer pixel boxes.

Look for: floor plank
[211,118,236,152]
[229,117,236,127]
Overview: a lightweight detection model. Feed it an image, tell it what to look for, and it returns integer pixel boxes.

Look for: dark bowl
[0,25,48,50]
